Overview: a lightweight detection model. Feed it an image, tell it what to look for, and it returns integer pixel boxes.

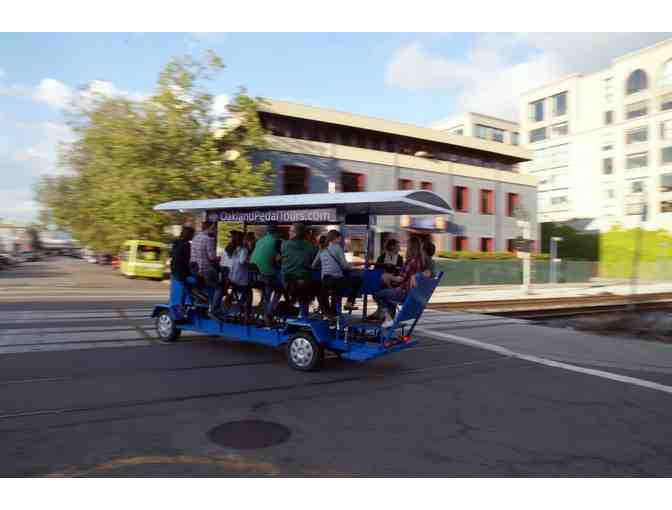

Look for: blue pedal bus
[151,190,452,371]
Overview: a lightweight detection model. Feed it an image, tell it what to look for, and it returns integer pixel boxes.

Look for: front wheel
[156,310,181,343]
[287,332,323,371]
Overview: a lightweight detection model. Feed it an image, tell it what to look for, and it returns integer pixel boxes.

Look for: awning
[154,190,453,218]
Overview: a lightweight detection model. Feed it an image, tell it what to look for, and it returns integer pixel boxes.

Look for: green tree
[35,51,272,253]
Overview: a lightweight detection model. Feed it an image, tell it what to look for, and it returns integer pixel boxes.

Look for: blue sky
[1,32,671,223]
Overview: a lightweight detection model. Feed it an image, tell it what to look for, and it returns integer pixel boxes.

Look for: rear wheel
[287,332,323,371]
[156,310,181,343]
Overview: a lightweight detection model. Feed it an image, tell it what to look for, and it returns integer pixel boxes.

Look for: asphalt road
[2,258,672,476]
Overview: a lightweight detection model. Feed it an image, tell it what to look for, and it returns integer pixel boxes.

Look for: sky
[1,32,671,224]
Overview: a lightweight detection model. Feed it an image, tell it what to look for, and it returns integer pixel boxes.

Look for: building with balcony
[250,99,535,255]
[519,38,672,231]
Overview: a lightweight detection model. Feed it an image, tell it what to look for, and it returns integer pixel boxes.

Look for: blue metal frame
[153,269,441,362]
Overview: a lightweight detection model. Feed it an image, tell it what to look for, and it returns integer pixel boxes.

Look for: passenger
[422,239,437,278]
[373,236,425,328]
[210,230,238,318]
[376,238,404,274]
[281,222,318,318]
[250,225,283,326]
[244,231,257,254]
[312,229,362,315]
[170,225,195,316]
[170,225,195,282]
[190,221,219,315]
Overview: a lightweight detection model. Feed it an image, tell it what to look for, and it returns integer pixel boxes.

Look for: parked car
[111,256,120,269]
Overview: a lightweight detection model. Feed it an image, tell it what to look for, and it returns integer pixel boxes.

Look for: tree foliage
[35,52,272,253]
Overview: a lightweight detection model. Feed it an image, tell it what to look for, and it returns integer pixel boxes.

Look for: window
[452,128,464,135]
[661,93,672,112]
[512,132,519,145]
[626,126,648,144]
[551,122,569,137]
[662,147,672,165]
[604,189,615,200]
[553,92,567,116]
[661,59,672,87]
[398,178,413,190]
[529,127,547,143]
[480,189,494,215]
[506,239,515,253]
[604,111,614,125]
[476,124,505,142]
[506,193,519,217]
[631,180,645,193]
[626,69,648,94]
[492,128,505,143]
[662,120,672,141]
[341,172,365,192]
[626,101,648,119]
[602,158,613,175]
[480,237,494,252]
[453,236,469,252]
[626,152,648,170]
[551,196,568,206]
[283,165,309,194]
[602,133,614,151]
[661,174,672,212]
[454,186,469,212]
[604,77,614,104]
[420,181,433,191]
[530,99,544,122]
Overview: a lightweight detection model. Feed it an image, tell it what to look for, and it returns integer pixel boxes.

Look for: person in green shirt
[281,222,318,318]
[250,225,282,325]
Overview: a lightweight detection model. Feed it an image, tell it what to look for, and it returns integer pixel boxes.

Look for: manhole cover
[207,420,291,450]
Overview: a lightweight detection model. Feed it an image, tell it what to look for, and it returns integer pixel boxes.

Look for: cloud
[0,76,146,111]
[0,68,5,80]
[386,33,672,121]
[33,78,74,110]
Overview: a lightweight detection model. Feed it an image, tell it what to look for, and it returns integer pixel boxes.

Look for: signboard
[207,208,338,224]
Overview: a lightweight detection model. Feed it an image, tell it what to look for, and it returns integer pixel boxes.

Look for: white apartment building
[519,38,672,231]
[432,112,521,147]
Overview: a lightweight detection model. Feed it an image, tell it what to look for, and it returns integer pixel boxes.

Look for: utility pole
[550,236,564,284]
[628,191,647,312]
[514,204,533,295]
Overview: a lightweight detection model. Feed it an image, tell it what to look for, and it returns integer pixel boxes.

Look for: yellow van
[119,240,167,279]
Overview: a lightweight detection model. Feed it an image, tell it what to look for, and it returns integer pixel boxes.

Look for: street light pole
[550,236,563,284]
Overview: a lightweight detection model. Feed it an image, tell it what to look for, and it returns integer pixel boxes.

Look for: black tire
[286,332,323,371]
[155,310,181,343]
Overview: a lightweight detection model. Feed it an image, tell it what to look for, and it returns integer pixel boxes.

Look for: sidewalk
[430,280,672,303]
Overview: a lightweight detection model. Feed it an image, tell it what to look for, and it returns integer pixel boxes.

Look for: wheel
[286,332,323,371]
[156,310,181,343]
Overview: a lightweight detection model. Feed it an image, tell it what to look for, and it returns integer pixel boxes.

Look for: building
[251,99,535,256]
[519,38,672,231]
[432,112,521,147]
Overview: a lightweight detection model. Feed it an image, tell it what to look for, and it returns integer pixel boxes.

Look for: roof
[257,99,531,162]
[154,191,453,218]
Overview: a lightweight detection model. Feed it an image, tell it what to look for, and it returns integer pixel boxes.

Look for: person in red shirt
[373,237,425,328]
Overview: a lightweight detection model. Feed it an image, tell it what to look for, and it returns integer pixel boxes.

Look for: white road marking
[418,328,672,396]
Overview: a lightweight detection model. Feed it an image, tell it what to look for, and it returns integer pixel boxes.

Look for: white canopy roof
[154,190,453,217]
